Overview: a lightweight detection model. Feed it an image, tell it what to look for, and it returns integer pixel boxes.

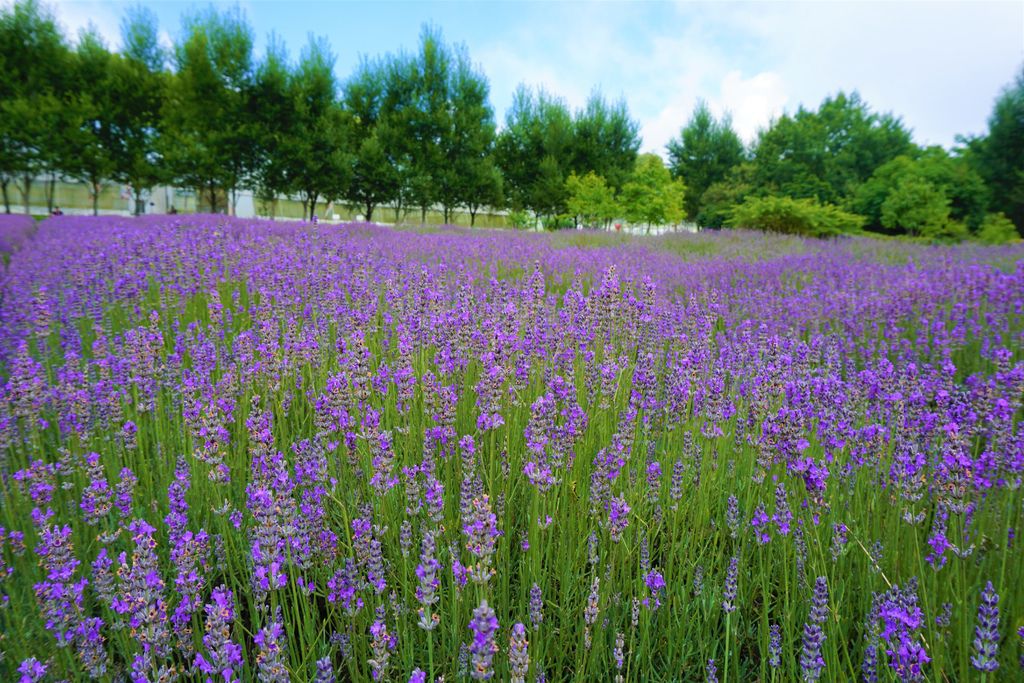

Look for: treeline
[672,92,1023,243]
[1,1,1021,242]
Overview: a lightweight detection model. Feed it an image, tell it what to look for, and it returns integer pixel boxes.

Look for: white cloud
[715,70,788,143]
[49,0,123,48]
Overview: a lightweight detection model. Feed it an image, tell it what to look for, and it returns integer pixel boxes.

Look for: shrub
[976,212,1019,245]
[727,196,864,237]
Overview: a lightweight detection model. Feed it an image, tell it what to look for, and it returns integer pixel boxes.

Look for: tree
[751,92,913,206]
[343,56,402,221]
[619,154,685,231]
[728,196,864,237]
[109,6,168,213]
[566,171,617,228]
[437,41,497,224]
[289,37,352,220]
[249,35,297,216]
[972,66,1024,233]
[880,175,961,239]
[0,0,72,214]
[852,148,988,234]
[495,86,574,222]
[696,162,755,229]
[163,6,255,214]
[463,157,503,227]
[349,131,399,222]
[571,92,641,193]
[67,29,118,215]
[666,100,745,220]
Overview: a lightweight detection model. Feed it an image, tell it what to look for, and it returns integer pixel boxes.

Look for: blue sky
[34,1,1024,154]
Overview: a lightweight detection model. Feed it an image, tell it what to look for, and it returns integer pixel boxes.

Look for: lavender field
[0,214,1022,682]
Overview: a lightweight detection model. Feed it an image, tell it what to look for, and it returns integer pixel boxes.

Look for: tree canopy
[0,0,1019,242]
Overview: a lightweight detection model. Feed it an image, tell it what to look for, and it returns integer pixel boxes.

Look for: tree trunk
[208,184,219,214]
[365,202,374,223]
[1,178,10,214]
[46,174,56,214]
[420,205,427,224]
[470,207,477,227]
[20,174,32,215]
[309,193,318,221]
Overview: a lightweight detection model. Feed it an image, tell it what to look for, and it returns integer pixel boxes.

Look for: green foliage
[728,195,864,237]
[976,212,1019,245]
[696,163,755,229]
[880,175,958,239]
[109,9,168,208]
[565,171,617,228]
[507,209,533,230]
[666,100,746,220]
[495,86,574,220]
[433,35,497,223]
[349,132,399,222]
[971,66,1024,231]
[752,91,914,205]
[463,158,503,226]
[496,86,639,223]
[163,5,256,213]
[288,37,352,219]
[619,154,685,229]
[570,92,641,193]
[852,148,988,233]
[0,0,72,213]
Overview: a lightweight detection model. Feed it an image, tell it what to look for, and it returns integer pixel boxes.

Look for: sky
[29,0,1024,155]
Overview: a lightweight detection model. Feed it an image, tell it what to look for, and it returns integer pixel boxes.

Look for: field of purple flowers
[1,214,1022,682]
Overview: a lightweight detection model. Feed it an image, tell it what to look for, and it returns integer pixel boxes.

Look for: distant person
[168,206,178,215]
[51,206,63,216]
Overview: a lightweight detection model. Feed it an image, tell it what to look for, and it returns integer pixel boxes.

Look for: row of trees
[665,87,1024,242]
[0,0,650,226]
[1,0,1022,240]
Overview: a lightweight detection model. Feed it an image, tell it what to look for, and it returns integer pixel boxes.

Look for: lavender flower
[17,657,47,683]
[195,586,244,683]
[314,657,336,683]
[509,622,530,683]
[255,618,289,683]
[369,616,395,681]
[971,581,1000,672]
[831,522,849,561]
[468,599,499,680]
[644,569,666,609]
[721,555,738,613]
[799,576,829,682]
[584,575,600,649]
[751,503,770,545]
[706,658,718,683]
[529,583,544,631]
[772,483,792,536]
[870,581,929,682]
[607,495,630,542]
[726,495,741,538]
[768,623,782,668]
[327,559,364,615]
[464,495,499,585]
[415,528,441,630]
